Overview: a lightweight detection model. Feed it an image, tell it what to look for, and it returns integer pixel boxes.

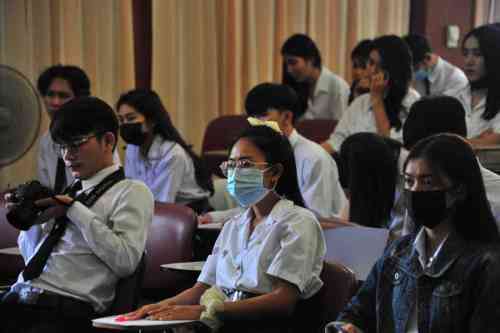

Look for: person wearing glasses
[1,97,154,333]
[116,89,214,213]
[125,125,326,332]
[327,134,500,333]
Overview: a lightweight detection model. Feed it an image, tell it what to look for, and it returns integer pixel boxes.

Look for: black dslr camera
[6,181,53,230]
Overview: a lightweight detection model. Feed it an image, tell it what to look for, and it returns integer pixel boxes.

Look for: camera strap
[22,168,126,281]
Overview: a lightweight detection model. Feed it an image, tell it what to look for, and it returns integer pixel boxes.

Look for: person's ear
[268,163,284,188]
[282,111,294,126]
[103,132,116,151]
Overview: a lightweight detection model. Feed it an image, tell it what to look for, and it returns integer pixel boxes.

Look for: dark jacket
[333,231,500,333]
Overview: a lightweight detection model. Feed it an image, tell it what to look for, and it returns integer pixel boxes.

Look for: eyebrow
[404,173,433,178]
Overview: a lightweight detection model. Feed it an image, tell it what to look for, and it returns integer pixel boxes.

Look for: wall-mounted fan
[0,65,42,168]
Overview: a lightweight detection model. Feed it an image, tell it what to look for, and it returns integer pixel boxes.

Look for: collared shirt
[288,129,346,217]
[414,57,468,97]
[124,135,210,204]
[15,164,154,312]
[198,199,326,299]
[326,88,421,152]
[405,229,450,333]
[38,131,122,190]
[450,85,500,138]
[303,67,350,121]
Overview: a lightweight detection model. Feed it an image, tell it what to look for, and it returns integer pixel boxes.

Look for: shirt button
[394,272,400,280]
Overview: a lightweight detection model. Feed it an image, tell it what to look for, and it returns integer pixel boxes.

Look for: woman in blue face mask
[125,125,326,332]
[116,89,213,213]
[329,134,500,333]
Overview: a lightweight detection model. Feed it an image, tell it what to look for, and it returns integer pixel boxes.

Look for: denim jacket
[333,231,500,333]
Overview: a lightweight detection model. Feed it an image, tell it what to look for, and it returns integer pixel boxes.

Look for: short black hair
[37,65,91,97]
[351,39,374,65]
[403,34,432,66]
[403,95,467,149]
[244,83,300,123]
[281,33,322,68]
[50,97,118,150]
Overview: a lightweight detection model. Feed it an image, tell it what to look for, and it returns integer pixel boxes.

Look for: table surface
[197,222,223,230]
[160,261,205,272]
[0,247,20,255]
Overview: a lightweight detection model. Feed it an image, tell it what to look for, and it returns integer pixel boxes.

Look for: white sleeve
[326,101,355,152]
[330,81,350,120]
[66,181,153,277]
[266,215,326,297]
[299,157,346,217]
[153,151,186,203]
[37,139,51,188]
[197,225,229,286]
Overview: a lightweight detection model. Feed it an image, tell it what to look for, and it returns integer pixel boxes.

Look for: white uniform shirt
[303,67,350,121]
[414,57,468,97]
[326,89,421,152]
[124,135,210,204]
[15,164,154,312]
[289,129,346,217]
[38,131,121,190]
[449,85,500,138]
[198,199,326,299]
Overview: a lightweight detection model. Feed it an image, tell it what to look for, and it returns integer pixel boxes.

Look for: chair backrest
[296,119,338,144]
[201,115,250,153]
[107,254,146,315]
[142,202,198,299]
[292,261,358,333]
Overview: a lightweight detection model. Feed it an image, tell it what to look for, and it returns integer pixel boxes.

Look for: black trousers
[0,289,96,333]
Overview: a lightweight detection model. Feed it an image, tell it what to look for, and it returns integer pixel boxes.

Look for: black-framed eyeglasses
[59,134,97,154]
[219,159,269,177]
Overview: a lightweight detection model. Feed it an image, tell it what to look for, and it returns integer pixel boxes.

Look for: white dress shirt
[38,131,121,190]
[414,57,468,97]
[14,164,154,312]
[303,67,350,121]
[198,199,326,299]
[449,85,500,138]
[124,135,210,204]
[326,89,421,152]
[288,129,346,217]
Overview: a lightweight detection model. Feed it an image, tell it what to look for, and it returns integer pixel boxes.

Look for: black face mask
[404,189,459,229]
[120,123,146,146]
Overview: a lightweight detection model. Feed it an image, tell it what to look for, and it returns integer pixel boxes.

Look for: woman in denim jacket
[328,134,500,333]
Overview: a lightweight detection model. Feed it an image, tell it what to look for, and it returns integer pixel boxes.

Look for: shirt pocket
[430,281,463,330]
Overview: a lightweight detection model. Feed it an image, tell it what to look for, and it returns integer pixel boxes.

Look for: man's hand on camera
[34,195,74,222]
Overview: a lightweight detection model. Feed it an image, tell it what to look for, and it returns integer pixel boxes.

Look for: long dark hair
[232,126,305,207]
[280,34,322,118]
[117,89,214,195]
[404,134,499,242]
[463,24,500,121]
[372,35,413,131]
[340,133,397,228]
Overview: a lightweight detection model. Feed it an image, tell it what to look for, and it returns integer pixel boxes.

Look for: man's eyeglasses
[46,90,73,99]
[59,134,97,154]
[219,159,269,177]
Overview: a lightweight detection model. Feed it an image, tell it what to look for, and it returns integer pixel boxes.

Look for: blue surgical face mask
[414,68,430,81]
[226,167,271,207]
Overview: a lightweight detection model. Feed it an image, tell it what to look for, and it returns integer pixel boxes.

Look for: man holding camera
[1,97,154,333]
